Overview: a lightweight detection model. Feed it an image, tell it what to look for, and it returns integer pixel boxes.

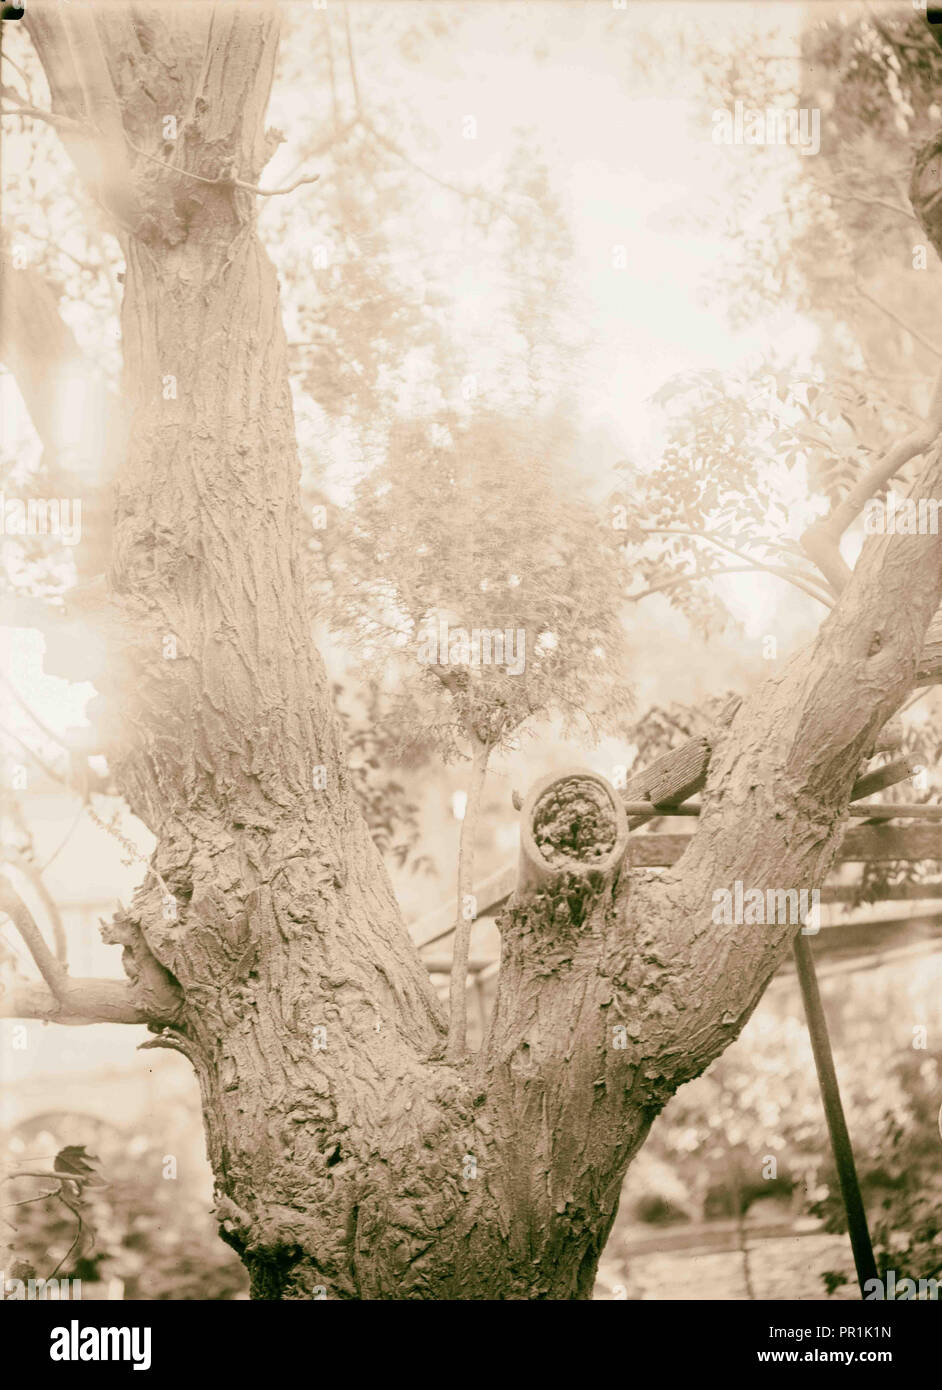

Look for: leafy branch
[0,1145,106,1280]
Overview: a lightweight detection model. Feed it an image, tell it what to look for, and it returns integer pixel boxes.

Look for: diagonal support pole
[419,744,922,1300]
[624,721,886,1297]
[792,931,877,1296]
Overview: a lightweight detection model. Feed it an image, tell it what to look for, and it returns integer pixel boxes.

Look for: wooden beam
[411,817,942,951]
[849,756,918,799]
[620,740,915,827]
[422,958,490,974]
[410,862,517,950]
[800,909,942,955]
[627,823,942,867]
[421,912,942,975]
[622,735,712,826]
[408,757,930,947]
[820,880,942,904]
[620,799,940,821]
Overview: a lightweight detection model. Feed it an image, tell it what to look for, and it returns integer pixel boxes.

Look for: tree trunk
[13,1,942,1299]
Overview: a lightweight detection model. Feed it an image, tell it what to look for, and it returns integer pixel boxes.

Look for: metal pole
[793,930,878,1296]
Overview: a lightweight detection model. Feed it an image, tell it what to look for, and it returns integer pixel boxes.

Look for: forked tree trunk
[13,2,942,1299]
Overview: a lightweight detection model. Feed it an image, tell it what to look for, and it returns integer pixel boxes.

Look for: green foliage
[2,1124,246,1300]
[625,955,942,1303]
[333,679,433,873]
[1,1143,105,1282]
[328,406,633,762]
[634,7,942,641]
[812,1049,942,1294]
[614,368,836,634]
[623,690,743,771]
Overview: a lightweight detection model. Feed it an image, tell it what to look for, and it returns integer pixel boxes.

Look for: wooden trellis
[411,736,942,1298]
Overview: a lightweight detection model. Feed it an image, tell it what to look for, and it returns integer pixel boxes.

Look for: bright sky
[264,0,823,632]
[364,3,813,422]
[2,0,825,741]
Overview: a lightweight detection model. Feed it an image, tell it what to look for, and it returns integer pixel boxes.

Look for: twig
[363,116,521,225]
[342,1,362,118]
[122,134,319,198]
[0,87,86,135]
[828,191,916,222]
[85,797,173,902]
[0,672,72,752]
[618,798,936,820]
[0,874,68,1000]
[855,282,942,359]
[1,850,67,963]
[243,172,320,198]
[640,526,835,606]
[0,1163,93,1278]
[848,755,916,800]
[40,801,87,875]
[0,724,69,788]
[631,564,759,601]
[48,1224,84,1279]
[52,243,101,276]
[1,52,32,92]
[1,1191,59,1209]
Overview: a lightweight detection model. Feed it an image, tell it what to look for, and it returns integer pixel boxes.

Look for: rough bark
[10,0,942,1300]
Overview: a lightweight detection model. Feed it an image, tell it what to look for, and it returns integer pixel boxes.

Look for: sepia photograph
[0,0,941,1354]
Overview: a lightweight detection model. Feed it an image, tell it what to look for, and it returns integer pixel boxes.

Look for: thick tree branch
[0,873,69,999]
[0,977,153,1024]
[0,873,182,1025]
[797,143,942,656]
[1,851,67,964]
[802,363,942,592]
[634,442,942,1092]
